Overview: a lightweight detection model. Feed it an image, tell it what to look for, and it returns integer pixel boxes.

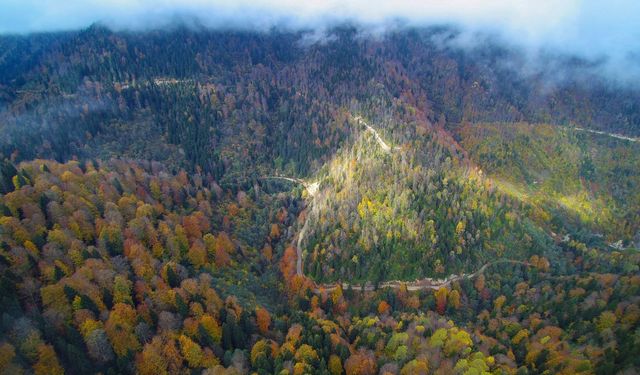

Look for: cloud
[1,1,639,80]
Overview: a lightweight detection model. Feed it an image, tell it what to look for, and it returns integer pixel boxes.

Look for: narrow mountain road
[261,176,319,197]
[260,175,317,275]
[314,259,531,292]
[572,127,639,143]
[354,115,401,152]
[268,120,629,289]
[265,115,398,276]
[262,116,400,276]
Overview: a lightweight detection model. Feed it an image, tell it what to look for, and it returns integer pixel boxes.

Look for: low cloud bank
[1,1,639,82]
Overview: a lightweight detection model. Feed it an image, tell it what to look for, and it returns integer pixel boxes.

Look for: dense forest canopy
[0,24,639,375]
[1,25,639,175]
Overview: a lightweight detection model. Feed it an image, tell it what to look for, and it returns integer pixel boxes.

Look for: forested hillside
[302,114,549,283]
[1,159,638,374]
[458,123,640,242]
[2,26,639,181]
[0,25,639,374]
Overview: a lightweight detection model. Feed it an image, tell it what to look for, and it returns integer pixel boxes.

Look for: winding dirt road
[264,115,399,276]
[267,120,625,290]
[261,176,319,197]
[354,115,402,152]
[572,127,639,143]
[314,259,531,292]
[260,175,317,275]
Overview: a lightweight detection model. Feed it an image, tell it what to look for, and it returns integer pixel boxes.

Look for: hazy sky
[1,0,639,75]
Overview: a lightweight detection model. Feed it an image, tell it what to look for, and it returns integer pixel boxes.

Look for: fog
[1,0,639,81]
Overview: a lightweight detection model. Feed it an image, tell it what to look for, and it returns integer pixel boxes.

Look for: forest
[0,25,639,374]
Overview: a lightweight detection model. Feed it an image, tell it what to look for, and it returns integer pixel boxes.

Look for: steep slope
[0,25,639,375]
[1,26,639,183]
[301,115,556,283]
[0,159,302,373]
[458,123,640,245]
[2,158,638,374]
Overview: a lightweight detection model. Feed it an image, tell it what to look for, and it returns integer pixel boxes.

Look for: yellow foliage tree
[200,315,222,343]
[250,339,271,367]
[113,275,133,305]
[187,240,207,269]
[137,338,169,375]
[494,295,507,312]
[596,311,617,332]
[443,328,472,357]
[295,344,319,364]
[512,329,529,345]
[328,354,343,375]
[105,303,140,357]
[179,335,203,368]
[270,223,281,238]
[400,358,429,375]
[32,345,64,375]
[449,289,461,310]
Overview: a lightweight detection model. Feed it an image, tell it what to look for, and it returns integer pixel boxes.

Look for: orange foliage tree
[256,307,271,334]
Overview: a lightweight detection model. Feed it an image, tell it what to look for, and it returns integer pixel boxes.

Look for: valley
[0,25,638,375]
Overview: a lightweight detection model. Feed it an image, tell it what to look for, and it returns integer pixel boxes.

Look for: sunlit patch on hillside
[556,192,600,224]
[459,122,640,240]
[491,178,530,202]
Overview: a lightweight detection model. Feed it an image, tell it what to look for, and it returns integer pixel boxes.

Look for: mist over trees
[0,25,639,374]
